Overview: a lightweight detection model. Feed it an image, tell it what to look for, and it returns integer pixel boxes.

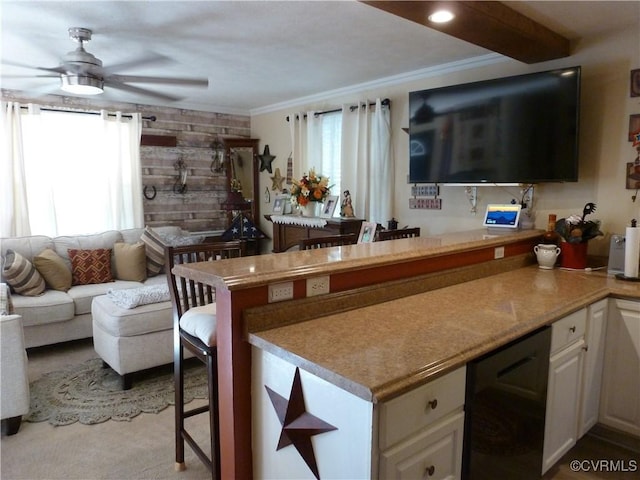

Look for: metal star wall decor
[259,145,276,173]
[271,167,285,191]
[265,368,337,480]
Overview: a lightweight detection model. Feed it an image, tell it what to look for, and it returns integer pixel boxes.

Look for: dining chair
[298,233,358,250]
[165,241,244,479]
[376,227,421,241]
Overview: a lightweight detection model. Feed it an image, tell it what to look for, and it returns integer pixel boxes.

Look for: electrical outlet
[494,246,505,259]
[268,282,294,303]
[307,276,330,297]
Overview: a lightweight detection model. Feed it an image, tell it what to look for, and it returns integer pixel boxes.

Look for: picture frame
[357,221,377,244]
[272,194,289,214]
[631,69,640,97]
[628,114,640,142]
[320,195,338,218]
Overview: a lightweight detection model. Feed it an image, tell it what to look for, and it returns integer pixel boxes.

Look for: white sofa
[0,226,191,349]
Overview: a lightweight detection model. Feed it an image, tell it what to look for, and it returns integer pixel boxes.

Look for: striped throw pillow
[140,226,166,276]
[2,249,46,296]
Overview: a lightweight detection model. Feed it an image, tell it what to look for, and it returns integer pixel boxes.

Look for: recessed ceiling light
[428,10,455,24]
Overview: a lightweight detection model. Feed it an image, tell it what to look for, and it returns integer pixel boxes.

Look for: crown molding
[250,53,506,116]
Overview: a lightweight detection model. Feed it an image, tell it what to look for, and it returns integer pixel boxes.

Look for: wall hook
[174,159,188,194]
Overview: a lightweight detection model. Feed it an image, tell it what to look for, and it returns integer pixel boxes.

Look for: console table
[264,215,363,252]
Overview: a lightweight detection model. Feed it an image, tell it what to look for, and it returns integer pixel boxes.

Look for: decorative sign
[411,185,439,197]
[409,198,442,210]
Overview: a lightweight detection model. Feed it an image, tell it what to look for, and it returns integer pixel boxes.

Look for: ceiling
[1,1,638,115]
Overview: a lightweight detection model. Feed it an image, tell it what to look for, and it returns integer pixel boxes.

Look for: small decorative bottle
[542,214,560,245]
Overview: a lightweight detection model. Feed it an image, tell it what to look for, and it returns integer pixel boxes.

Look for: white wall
[251,24,639,256]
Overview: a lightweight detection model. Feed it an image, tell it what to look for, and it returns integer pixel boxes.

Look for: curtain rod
[286,98,390,122]
[18,105,156,121]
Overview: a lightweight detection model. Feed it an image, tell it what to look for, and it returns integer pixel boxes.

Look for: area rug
[26,357,208,426]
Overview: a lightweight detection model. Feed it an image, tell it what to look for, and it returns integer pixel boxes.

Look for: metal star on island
[265,368,337,480]
[259,145,276,173]
[271,167,285,191]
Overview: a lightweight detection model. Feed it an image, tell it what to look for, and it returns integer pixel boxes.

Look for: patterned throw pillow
[68,248,114,285]
[140,226,166,276]
[33,248,72,291]
[113,242,147,282]
[2,249,46,296]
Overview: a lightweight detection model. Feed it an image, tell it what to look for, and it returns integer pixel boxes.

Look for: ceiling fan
[3,27,208,101]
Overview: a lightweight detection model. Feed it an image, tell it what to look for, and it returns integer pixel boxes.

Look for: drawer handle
[569,325,576,333]
[424,465,435,477]
[426,399,438,410]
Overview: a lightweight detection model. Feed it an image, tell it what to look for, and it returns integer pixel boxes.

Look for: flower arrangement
[290,169,332,206]
[554,202,603,244]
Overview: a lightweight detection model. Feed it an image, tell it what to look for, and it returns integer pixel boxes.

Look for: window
[11,109,142,236]
[319,112,341,213]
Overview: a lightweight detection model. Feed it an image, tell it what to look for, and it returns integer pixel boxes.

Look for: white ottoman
[91,294,178,389]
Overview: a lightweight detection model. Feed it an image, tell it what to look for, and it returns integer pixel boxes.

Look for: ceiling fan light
[428,10,455,24]
[60,74,104,95]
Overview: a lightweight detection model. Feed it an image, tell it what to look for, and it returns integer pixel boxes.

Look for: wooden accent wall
[1,89,251,233]
[139,108,250,233]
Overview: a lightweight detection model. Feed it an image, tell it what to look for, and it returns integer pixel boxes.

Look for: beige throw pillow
[33,248,72,291]
[114,242,147,282]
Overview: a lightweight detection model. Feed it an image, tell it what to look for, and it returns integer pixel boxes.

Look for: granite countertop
[248,266,640,403]
[173,228,543,290]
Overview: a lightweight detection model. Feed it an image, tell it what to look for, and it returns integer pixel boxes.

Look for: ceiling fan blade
[102,53,172,75]
[2,60,65,74]
[2,74,60,79]
[105,79,182,102]
[108,74,208,87]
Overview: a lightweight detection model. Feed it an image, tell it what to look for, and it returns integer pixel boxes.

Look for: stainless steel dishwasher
[462,326,552,480]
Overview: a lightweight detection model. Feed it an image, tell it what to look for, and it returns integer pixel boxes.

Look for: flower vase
[299,203,320,217]
[560,242,588,269]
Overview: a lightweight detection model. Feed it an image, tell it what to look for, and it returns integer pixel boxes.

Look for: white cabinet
[378,366,466,480]
[542,308,586,475]
[599,298,640,437]
[578,298,608,437]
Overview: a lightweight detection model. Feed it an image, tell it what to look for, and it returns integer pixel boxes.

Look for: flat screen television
[409,66,581,184]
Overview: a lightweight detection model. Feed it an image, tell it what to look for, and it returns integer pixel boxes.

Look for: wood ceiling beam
[360,1,571,64]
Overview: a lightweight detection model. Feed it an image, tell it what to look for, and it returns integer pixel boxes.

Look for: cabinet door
[379,412,464,480]
[578,298,608,438]
[600,299,640,436]
[543,339,584,475]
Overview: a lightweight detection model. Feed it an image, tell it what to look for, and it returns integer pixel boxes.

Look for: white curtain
[100,111,144,230]
[288,99,392,223]
[1,107,143,237]
[1,102,31,237]
[341,98,392,224]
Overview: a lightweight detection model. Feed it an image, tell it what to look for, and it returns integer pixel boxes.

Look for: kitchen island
[172,228,638,478]
[248,267,639,479]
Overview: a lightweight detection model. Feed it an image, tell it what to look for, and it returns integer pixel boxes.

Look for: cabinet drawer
[551,308,586,354]
[379,366,466,450]
[379,411,465,480]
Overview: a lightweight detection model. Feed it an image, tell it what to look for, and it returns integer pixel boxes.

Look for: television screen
[409,66,581,184]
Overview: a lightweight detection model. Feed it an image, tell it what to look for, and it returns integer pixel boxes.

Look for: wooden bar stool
[298,233,358,250]
[376,227,421,241]
[165,241,244,479]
